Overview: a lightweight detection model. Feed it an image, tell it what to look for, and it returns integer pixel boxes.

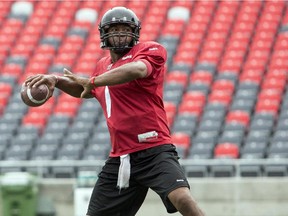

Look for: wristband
[90,76,96,86]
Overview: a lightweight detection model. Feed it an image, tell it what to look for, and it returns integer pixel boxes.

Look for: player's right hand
[25,74,57,98]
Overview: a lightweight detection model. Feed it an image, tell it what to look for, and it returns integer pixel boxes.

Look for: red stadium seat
[0,83,13,97]
[140,28,159,42]
[264,1,285,14]
[53,103,79,117]
[274,35,288,51]
[79,48,102,60]
[217,1,240,15]
[57,93,82,104]
[58,41,83,55]
[211,80,235,94]
[49,17,71,29]
[17,27,35,43]
[0,95,9,107]
[195,1,217,16]
[22,113,48,129]
[269,58,288,70]
[164,101,177,127]
[53,53,77,67]
[255,99,280,115]
[265,69,287,80]
[226,110,250,127]
[208,91,232,106]
[1,64,23,78]
[256,20,279,33]
[250,39,273,52]
[52,93,81,117]
[171,132,191,147]
[27,15,50,28]
[178,100,204,117]
[20,26,42,40]
[182,91,206,104]
[27,97,55,116]
[10,44,34,58]
[186,22,208,34]
[79,0,102,10]
[36,1,58,10]
[0,34,14,49]
[206,31,228,42]
[253,31,275,43]
[198,50,222,64]
[173,50,197,66]
[239,67,265,84]
[244,58,267,71]
[234,20,256,33]
[217,58,243,73]
[190,71,213,85]
[25,62,50,74]
[0,95,8,114]
[30,54,53,66]
[171,132,191,157]
[214,142,239,159]
[202,39,226,52]
[258,89,282,102]
[171,0,194,8]
[240,1,263,14]
[177,39,201,54]
[0,23,22,41]
[225,39,249,52]
[73,61,97,75]
[261,78,286,92]
[71,20,93,31]
[44,25,67,40]
[0,82,11,113]
[0,2,12,18]
[35,44,56,56]
[165,71,188,86]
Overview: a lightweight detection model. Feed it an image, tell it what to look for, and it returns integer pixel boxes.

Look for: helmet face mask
[99,7,141,53]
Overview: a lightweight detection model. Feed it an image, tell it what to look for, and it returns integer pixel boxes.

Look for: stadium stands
[0,0,287,178]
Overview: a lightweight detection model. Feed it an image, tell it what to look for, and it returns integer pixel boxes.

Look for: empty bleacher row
[0,0,288,178]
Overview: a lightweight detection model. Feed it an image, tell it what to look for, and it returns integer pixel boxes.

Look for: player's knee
[175,193,192,210]
[176,196,205,216]
[169,187,205,216]
[169,188,192,209]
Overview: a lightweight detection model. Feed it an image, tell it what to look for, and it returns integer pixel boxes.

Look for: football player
[26,7,205,216]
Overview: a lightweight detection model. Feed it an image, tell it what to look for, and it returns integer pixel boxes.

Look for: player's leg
[86,157,148,216]
[168,187,205,216]
[87,185,147,216]
[133,144,205,215]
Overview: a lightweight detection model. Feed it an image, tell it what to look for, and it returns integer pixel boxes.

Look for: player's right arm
[25,73,93,99]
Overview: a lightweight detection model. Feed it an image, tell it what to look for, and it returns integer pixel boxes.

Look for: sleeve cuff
[139,59,153,77]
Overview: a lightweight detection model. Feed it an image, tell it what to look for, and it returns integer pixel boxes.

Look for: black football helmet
[98,7,141,53]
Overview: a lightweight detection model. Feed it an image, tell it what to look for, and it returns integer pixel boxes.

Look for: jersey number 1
[105,86,111,118]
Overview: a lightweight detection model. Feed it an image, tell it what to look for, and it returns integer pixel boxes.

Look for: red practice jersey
[91,41,171,157]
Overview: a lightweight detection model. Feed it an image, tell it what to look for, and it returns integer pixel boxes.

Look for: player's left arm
[64,60,149,98]
[93,60,149,86]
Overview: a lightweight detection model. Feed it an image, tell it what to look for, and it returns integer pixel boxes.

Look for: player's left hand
[63,68,94,98]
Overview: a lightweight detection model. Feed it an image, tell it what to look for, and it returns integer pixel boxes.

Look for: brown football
[21,83,50,107]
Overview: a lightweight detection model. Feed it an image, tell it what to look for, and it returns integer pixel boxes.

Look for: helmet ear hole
[99,7,141,51]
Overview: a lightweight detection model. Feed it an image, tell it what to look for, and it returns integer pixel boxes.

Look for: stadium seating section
[0,0,287,178]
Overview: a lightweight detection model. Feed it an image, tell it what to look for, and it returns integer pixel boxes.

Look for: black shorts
[86,144,190,216]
